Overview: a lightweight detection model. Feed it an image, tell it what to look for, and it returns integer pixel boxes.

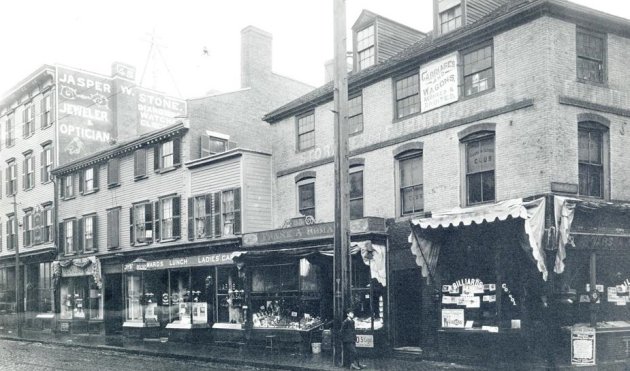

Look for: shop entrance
[105,274,123,335]
[392,268,422,347]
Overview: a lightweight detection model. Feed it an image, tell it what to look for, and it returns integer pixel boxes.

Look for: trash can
[311,342,322,354]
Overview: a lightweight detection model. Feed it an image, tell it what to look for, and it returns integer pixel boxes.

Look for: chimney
[241,26,273,88]
[324,53,353,83]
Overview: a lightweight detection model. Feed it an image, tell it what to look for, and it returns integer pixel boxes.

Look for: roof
[263,0,630,123]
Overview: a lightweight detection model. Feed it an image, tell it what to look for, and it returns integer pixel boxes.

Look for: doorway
[392,268,423,347]
[104,273,123,335]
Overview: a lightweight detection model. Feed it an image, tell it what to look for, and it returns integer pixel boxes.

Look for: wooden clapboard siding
[376,18,426,64]
[466,0,510,24]
[242,152,272,233]
[189,156,241,196]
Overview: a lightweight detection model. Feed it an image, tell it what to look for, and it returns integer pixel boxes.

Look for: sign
[112,62,136,81]
[356,334,374,348]
[136,88,186,133]
[57,66,115,164]
[123,252,239,272]
[441,309,465,328]
[571,326,596,366]
[420,53,458,112]
[467,139,494,174]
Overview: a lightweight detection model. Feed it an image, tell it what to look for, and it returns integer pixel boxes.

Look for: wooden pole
[333,0,350,366]
[13,194,22,338]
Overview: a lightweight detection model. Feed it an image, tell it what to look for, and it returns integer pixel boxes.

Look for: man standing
[341,309,364,369]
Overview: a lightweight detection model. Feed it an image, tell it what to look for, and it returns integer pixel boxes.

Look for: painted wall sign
[123,252,238,272]
[136,87,186,133]
[420,53,459,112]
[571,326,596,366]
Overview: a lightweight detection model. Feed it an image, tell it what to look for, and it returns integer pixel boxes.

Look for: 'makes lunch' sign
[420,53,458,112]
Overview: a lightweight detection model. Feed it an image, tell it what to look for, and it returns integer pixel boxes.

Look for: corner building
[263,0,630,365]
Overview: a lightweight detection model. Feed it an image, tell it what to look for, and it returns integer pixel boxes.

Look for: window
[5,114,14,147]
[80,166,99,194]
[222,189,241,236]
[41,145,53,184]
[154,138,181,171]
[22,153,35,190]
[357,25,375,71]
[440,5,462,34]
[158,196,181,241]
[43,206,53,243]
[395,74,420,119]
[134,149,147,179]
[201,135,228,157]
[22,104,34,138]
[131,202,153,245]
[41,93,53,128]
[62,220,75,255]
[190,195,213,239]
[463,43,494,97]
[162,141,173,168]
[61,174,74,199]
[107,208,120,249]
[464,133,495,205]
[348,95,363,135]
[297,112,315,151]
[81,215,97,252]
[577,28,605,84]
[23,211,33,247]
[399,153,424,215]
[5,161,17,196]
[350,167,364,219]
[6,216,16,250]
[578,124,605,198]
[298,179,315,218]
[107,158,119,187]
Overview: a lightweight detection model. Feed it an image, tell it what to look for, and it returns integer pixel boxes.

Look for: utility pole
[12,194,22,338]
[332,0,350,366]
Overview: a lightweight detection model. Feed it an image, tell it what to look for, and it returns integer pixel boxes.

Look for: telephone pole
[332,0,350,366]
[13,194,22,338]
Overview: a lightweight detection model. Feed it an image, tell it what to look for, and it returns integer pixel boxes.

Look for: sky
[0,0,629,99]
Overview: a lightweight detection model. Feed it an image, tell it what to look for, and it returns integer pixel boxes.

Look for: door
[104,273,123,335]
[392,268,423,347]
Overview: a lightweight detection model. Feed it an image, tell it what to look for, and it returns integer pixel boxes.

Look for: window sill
[295,146,315,154]
[81,189,99,196]
[22,133,35,140]
[393,110,422,124]
[576,78,608,89]
[156,166,179,174]
[107,246,121,251]
[6,143,15,148]
[23,186,34,192]
[41,123,53,130]
[62,196,76,201]
[134,175,148,182]
[41,180,52,185]
[159,238,179,243]
[395,211,428,223]
[107,183,121,189]
[132,242,151,247]
[460,86,495,102]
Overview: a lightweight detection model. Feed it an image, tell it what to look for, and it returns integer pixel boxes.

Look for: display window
[351,254,385,330]
[60,276,103,320]
[0,267,16,313]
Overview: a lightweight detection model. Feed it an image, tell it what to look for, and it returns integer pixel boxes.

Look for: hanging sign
[420,53,459,112]
[571,326,596,366]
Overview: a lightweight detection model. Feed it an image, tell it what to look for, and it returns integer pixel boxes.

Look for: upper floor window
[60,174,75,199]
[22,104,34,138]
[81,214,97,252]
[464,132,495,205]
[158,195,181,241]
[440,5,462,34]
[6,215,16,250]
[399,153,423,215]
[41,93,54,128]
[106,208,120,249]
[297,178,315,218]
[22,153,35,191]
[191,194,213,239]
[395,74,420,119]
[578,123,606,198]
[60,219,76,255]
[162,141,173,168]
[134,149,147,179]
[41,144,53,184]
[201,133,229,157]
[221,189,241,236]
[130,202,153,245]
[357,25,375,71]
[6,161,17,197]
[80,166,99,194]
[5,115,14,147]
[297,112,315,151]
[154,138,181,171]
[463,43,494,97]
[43,206,53,244]
[576,28,606,84]
[23,211,33,248]
[350,166,364,219]
[348,94,363,135]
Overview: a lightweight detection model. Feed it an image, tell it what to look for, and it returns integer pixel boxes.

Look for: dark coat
[341,317,357,343]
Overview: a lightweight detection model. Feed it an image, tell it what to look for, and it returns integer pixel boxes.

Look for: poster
[442,309,465,328]
[571,327,596,366]
[356,335,374,348]
[420,53,458,112]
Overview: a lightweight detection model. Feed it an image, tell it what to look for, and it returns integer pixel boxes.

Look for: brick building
[262,0,630,364]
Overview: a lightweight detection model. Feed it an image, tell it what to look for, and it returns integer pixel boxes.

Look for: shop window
[348,94,363,135]
[80,166,99,194]
[23,210,33,248]
[134,148,147,179]
[440,4,462,34]
[107,208,120,249]
[350,166,364,219]
[351,254,384,330]
[221,189,240,236]
[463,132,495,205]
[59,219,77,255]
[22,153,35,190]
[41,93,54,128]
[22,103,34,138]
[577,28,606,84]
[297,178,315,219]
[6,160,17,196]
[296,112,315,151]
[130,202,153,245]
[395,73,420,119]
[123,271,168,325]
[60,276,103,320]
[80,214,97,252]
[27,262,53,314]
[6,215,16,250]
[578,123,607,198]
[107,158,119,187]
[154,138,181,171]
[216,266,244,324]
[462,42,494,97]
[357,25,375,71]
[5,115,15,147]
[60,174,75,199]
[40,144,53,184]
[157,196,181,241]
[0,267,16,313]
[398,152,423,215]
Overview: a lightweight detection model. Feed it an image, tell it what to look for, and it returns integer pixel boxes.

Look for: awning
[409,197,547,281]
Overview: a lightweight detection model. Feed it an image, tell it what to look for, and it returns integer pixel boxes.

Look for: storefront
[408,198,549,362]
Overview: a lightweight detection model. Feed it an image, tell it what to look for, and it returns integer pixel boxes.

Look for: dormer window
[357,25,375,71]
[440,4,462,34]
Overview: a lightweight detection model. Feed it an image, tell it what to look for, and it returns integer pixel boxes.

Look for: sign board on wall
[571,326,596,366]
[356,334,374,348]
[420,53,459,112]
[136,88,186,134]
[56,66,115,164]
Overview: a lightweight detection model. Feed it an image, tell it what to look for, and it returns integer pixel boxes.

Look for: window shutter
[22,110,27,137]
[77,218,84,253]
[79,170,84,194]
[50,92,55,126]
[204,194,212,238]
[92,215,98,251]
[43,210,49,243]
[40,97,46,129]
[33,102,40,131]
[22,159,27,190]
[72,220,78,254]
[58,222,64,254]
[200,136,210,158]
[106,212,112,248]
[129,207,135,245]
[173,137,181,166]
[134,150,146,178]
[228,141,238,150]
[4,168,8,196]
[93,165,99,190]
[154,145,160,171]
[0,222,2,252]
[59,176,65,199]
[22,216,27,247]
[154,201,160,241]
[145,203,154,242]
[234,188,242,234]
[173,196,181,239]
[213,192,222,237]
[108,159,119,186]
[40,151,45,183]
[187,197,194,241]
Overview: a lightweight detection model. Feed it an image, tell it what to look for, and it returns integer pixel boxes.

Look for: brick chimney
[241,26,273,88]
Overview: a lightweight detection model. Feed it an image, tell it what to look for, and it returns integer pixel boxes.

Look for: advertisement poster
[420,53,459,112]
[356,334,374,348]
[571,326,596,366]
[442,309,465,328]
[57,66,115,164]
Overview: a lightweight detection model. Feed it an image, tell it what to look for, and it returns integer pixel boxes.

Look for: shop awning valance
[409,197,547,281]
